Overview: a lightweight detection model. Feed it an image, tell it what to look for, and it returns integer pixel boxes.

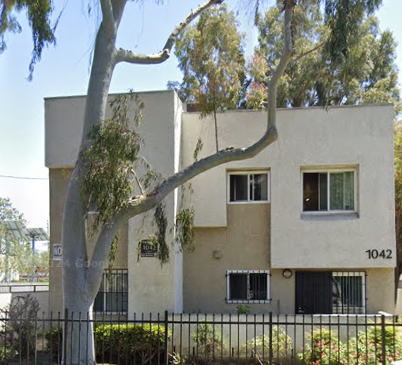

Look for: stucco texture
[184,203,272,313]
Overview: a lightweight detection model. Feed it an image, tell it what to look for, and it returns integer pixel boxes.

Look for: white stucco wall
[182,105,396,269]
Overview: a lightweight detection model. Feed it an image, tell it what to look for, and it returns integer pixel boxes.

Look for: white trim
[227,170,270,204]
[226,270,271,304]
[301,167,358,214]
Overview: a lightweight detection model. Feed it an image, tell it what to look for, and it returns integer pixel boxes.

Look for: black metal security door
[295,271,332,314]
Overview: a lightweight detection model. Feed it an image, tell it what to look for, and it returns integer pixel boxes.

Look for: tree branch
[288,42,324,66]
[115,0,224,65]
[100,0,115,32]
[267,0,294,130]
[89,0,295,283]
[132,168,144,195]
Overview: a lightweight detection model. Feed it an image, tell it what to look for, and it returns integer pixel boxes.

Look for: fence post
[381,314,386,365]
[164,310,169,365]
[269,312,273,365]
[63,308,68,365]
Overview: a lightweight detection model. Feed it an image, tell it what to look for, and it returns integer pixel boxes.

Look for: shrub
[347,324,402,365]
[94,323,171,364]
[192,322,223,362]
[0,295,40,359]
[246,327,293,364]
[298,329,346,365]
[44,326,63,357]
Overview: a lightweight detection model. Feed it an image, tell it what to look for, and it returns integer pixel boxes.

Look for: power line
[0,174,48,181]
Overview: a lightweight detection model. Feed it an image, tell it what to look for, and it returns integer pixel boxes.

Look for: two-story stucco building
[45,90,396,316]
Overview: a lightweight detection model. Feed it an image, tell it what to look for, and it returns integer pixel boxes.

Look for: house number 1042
[366,249,392,259]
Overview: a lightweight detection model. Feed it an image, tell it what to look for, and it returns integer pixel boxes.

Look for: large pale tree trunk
[60,0,294,364]
[61,4,121,362]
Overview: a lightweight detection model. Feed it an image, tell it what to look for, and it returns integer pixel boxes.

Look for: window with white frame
[229,172,269,202]
[94,269,128,313]
[302,169,356,212]
[226,270,270,303]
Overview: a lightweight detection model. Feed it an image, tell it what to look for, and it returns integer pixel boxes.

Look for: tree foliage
[0,0,56,78]
[0,197,31,280]
[247,0,401,112]
[173,4,245,150]
[174,3,245,109]
[0,197,26,223]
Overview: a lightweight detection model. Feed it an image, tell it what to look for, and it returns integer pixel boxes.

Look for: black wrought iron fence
[0,310,401,365]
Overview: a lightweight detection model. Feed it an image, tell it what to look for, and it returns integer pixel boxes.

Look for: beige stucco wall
[48,168,69,313]
[182,105,396,269]
[46,94,396,315]
[127,91,183,316]
[184,203,272,313]
[48,169,128,314]
[46,91,183,315]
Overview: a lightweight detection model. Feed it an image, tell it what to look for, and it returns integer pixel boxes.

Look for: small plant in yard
[298,329,346,365]
[246,327,293,364]
[236,305,251,315]
[192,322,224,363]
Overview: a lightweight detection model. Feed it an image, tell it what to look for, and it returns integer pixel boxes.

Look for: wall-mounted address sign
[365,249,392,259]
[140,240,158,257]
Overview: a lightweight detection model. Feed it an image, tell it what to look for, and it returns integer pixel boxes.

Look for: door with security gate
[295,271,332,314]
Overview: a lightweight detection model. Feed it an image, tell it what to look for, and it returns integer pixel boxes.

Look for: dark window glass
[249,273,267,300]
[229,273,248,299]
[230,175,248,201]
[303,173,319,211]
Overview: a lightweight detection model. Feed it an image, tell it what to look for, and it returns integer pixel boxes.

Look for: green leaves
[0,0,56,79]
[80,94,145,226]
[249,0,399,110]
[174,4,245,113]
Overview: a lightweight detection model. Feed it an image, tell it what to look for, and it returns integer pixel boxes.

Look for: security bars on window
[226,270,271,303]
[332,271,366,314]
[94,269,128,313]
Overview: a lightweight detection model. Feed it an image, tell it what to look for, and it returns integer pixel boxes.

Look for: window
[94,269,128,313]
[302,170,356,212]
[295,271,366,314]
[332,272,366,314]
[226,270,270,303]
[229,172,269,202]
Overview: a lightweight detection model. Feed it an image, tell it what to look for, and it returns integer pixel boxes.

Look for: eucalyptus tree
[58,0,384,363]
[173,4,245,151]
[0,0,56,78]
[246,0,400,111]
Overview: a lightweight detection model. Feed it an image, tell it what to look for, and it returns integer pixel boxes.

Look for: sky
[0,0,401,232]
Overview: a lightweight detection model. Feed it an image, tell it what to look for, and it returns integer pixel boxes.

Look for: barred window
[226,270,270,303]
[332,272,366,314]
[94,269,128,313]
